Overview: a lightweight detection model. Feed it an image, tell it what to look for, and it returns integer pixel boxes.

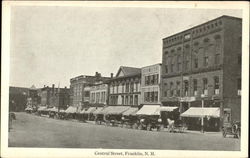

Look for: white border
[1,1,249,158]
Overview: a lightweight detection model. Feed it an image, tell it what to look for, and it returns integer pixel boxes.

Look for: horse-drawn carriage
[222,121,241,138]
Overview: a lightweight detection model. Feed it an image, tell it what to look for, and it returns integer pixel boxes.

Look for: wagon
[222,121,241,138]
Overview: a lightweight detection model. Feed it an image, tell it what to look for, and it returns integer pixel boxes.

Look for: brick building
[89,82,109,106]
[141,63,162,105]
[40,84,70,109]
[161,16,242,125]
[108,66,141,106]
[70,72,110,108]
[9,86,29,112]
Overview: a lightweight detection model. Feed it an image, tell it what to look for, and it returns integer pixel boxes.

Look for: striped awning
[106,106,130,115]
[180,107,220,118]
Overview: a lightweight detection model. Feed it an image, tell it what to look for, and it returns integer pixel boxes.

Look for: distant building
[108,66,141,106]
[26,85,41,108]
[70,72,110,108]
[141,64,162,105]
[40,84,70,109]
[161,16,242,123]
[9,86,29,111]
[89,81,109,106]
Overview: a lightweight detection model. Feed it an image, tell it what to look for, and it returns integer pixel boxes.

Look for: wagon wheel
[146,124,151,131]
[222,129,227,138]
[236,129,240,139]
[158,125,164,131]
[132,123,138,129]
[138,124,143,130]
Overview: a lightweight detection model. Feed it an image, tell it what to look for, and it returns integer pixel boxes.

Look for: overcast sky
[9,6,242,88]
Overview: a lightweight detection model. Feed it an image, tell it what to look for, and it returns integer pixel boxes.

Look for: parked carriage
[222,121,241,138]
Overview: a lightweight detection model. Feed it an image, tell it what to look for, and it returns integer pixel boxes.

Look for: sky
[9,6,242,88]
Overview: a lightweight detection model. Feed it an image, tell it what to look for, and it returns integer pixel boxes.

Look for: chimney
[44,85,46,88]
[95,72,98,76]
[111,73,113,78]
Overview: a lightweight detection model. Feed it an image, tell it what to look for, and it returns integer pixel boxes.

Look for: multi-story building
[9,86,29,111]
[161,16,242,123]
[89,81,108,105]
[141,64,162,105]
[26,85,41,108]
[40,84,70,109]
[108,66,141,106]
[70,72,110,108]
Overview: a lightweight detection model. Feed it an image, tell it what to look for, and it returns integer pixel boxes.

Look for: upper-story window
[164,83,168,97]
[130,82,134,93]
[170,82,174,97]
[165,65,168,74]
[202,78,208,95]
[176,81,181,97]
[215,53,220,65]
[177,55,182,72]
[125,83,129,93]
[204,56,209,67]
[237,78,241,96]
[214,76,220,95]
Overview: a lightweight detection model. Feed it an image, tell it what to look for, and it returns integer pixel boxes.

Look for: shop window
[184,81,189,96]
[193,79,198,96]
[202,78,208,95]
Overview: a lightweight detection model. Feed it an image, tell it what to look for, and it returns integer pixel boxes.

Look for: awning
[48,107,58,112]
[99,106,114,115]
[92,107,104,115]
[106,106,130,115]
[158,106,178,112]
[65,106,77,113]
[25,107,33,111]
[37,106,48,111]
[136,105,161,115]
[122,107,139,116]
[180,107,220,118]
[81,107,97,114]
[59,109,65,113]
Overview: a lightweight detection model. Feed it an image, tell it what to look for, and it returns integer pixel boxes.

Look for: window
[125,83,129,93]
[215,54,220,65]
[122,96,124,105]
[193,79,198,96]
[177,55,181,72]
[151,75,154,85]
[164,91,167,97]
[165,65,168,73]
[170,82,174,97]
[214,77,220,95]
[125,96,129,105]
[134,95,138,105]
[184,81,189,96]
[171,63,174,72]
[194,58,198,68]
[154,91,158,102]
[202,78,208,95]
[237,78,241,96]
[204,56,209,67]
[122,84,125,93]
[130,96,133,105]
[176,81,181,97]
[130,83,134,92]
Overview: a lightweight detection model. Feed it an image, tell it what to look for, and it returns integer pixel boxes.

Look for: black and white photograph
[1,1,249,158]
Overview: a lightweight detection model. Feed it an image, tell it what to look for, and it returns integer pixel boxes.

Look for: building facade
[9,86,29,112]
[70,72,109,108]
[108,66,141,106]
[161,16,242,122]
[141,64,162,105]
[40,84,70,109]
[89,82,108,105]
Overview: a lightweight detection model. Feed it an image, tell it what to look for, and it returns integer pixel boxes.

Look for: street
[9,113,240,150]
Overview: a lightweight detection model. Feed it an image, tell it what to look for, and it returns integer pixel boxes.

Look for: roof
[162,15,242,41]
[180,107,220,118]
[136,105,161,115]
[115,66,141,77]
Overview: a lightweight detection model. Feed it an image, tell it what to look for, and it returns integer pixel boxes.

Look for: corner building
[161,16,242,123]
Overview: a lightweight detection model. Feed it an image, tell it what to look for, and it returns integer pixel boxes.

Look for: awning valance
[81,107,97,114]
[136,105,161,115]
[105,106,130,115]
[122,107,139,116]
[37,106,48,111]
[65,106,77,113]
[92,107,104,115]
[180,107,220,118]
